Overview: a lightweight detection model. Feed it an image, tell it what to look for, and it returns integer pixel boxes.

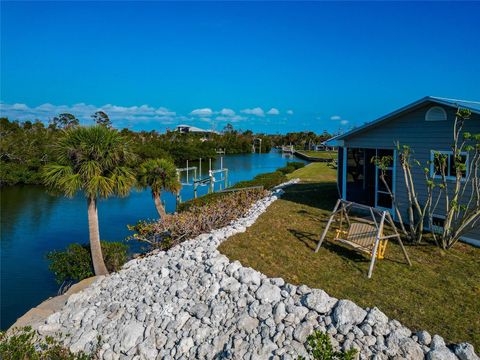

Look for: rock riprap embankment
[37,181,478,360]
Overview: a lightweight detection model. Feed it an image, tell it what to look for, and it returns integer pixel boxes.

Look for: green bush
[178,162,304,211]
[0,162,42,186]
[46,241,128,284]
[0,326,93,360]
[129,189,267,250]
[233,171,287,190]
[298,331,357,360]
[277,161,306,174]
[178,171,286,211]
[176,192,225,212]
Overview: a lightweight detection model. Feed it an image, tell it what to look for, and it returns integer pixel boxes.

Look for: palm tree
[138,158,181,218]
[42,126,136,275]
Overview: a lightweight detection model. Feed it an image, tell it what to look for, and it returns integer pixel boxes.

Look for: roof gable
[338,96,480,140]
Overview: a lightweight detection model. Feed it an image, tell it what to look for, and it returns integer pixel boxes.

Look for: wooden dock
[293,150,336,163]
[280,145,294,154]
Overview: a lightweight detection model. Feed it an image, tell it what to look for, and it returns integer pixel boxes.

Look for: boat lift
[176,157,229,204]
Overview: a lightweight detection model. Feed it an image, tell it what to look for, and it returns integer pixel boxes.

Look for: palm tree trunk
[87,197,109,276]
[154,192,167,218]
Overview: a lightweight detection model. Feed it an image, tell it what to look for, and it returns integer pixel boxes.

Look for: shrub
[129,188,267,250]
[176,192,225,212]
[233,171,287,190]
[0,162,42,186]
[277,161,305,174]
[233,162,303,190]
[177,162,304,212]
[0,326,93,360]
[298,331,357,360]
[47,241,128,284]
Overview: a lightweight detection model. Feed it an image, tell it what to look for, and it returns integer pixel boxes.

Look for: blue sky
[1,1,479,134]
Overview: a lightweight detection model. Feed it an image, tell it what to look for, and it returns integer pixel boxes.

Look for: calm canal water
[0,151,304,329]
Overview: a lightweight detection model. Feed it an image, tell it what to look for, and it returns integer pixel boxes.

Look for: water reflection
[1,185,58,244]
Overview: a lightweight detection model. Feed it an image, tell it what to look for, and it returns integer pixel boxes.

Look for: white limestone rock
[237,314,259,332]
[364,307,389,326]
[69,329,98,353]
[293,322,314,343]
[177,337,194,355]
[256,283,282,304]
[33,182,475,360]
[454,343,480,360]
[119,321,145,352]
[427,347,459,360]
[333,300,367,326]
[302,289,334,314]
[417,330,432,346]
[237,267,262,286]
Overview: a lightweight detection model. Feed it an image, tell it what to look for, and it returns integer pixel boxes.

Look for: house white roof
[175,124,218,134]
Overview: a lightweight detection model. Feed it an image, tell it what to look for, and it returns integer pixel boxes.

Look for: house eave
[337,96,480,141]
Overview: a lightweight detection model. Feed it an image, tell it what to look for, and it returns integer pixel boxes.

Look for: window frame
[425,106,447,122]
[429,214,445,234]
[430,150,469,181]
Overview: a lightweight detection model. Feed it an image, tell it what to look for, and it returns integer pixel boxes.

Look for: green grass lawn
[296,150,338,160]
[287,162,337,183]
[219,163,480,348]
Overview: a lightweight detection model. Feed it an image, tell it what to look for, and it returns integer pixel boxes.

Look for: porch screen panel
[375,149,394,209]
[338,147,344,198]
[346,148,367,204]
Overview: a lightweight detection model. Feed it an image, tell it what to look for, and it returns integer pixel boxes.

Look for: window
[431,215,445,234]
[425,106,447,121]
[430,151,468,180]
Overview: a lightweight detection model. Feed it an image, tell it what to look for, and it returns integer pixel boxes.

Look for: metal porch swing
[315,199,412,278]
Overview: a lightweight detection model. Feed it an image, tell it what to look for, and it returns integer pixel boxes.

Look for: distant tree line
[269,130,335,149]
[0,114,279,186]
[0,112,335,187]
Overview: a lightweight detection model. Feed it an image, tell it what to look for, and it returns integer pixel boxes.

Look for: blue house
[335,96,480,246]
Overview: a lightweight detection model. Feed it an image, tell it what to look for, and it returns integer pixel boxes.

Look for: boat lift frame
[176,157,229,204]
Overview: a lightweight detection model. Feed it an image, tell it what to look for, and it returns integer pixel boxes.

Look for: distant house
[335,96,480,246]
[175,124,219,136]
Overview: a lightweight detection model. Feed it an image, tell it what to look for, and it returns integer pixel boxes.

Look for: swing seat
[316,199,411,278]
[334,223,388,260]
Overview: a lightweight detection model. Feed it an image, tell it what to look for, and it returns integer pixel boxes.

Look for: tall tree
[42,126,136,275]
[51,113,79,129]
[91,111,112,128]
[137,158,181,218]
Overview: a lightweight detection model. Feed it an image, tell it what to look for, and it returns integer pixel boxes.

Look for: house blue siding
[341,102,480,243]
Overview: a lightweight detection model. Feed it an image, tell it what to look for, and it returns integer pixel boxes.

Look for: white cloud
[287,110,294,115]
[220,108,235,116]
[267,108,280,115]
[0,102,177,126]
[215,115,246,123]
[156,107,175,116]
[330,115,341,121]
[241,107,265,117]
[11,103,29,110]
[190,108,213,117]
[340,120,349,125]
[0,102,288,129]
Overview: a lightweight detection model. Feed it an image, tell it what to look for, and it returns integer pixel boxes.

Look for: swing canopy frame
[315,199,412,278]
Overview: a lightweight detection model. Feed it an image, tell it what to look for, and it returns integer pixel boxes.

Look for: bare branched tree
[429,109,480,249]
[375,108,479,248]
